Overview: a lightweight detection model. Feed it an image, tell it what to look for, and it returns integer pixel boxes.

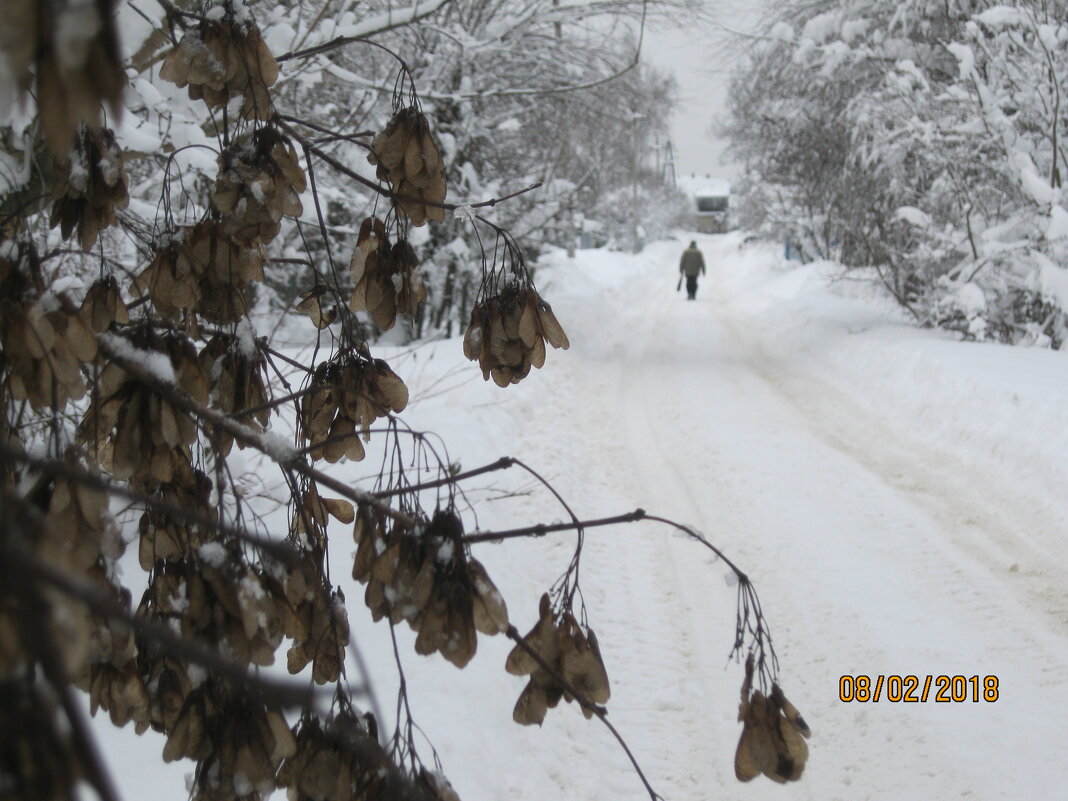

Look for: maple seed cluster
[136,462,213,570]
[349,216,428,331]
[506,593,611,725]
[199,334,272,456]
[136,221,266,324]
[212,128,307,246]
[284,586,350,685]
[162,684,296,799]
[368,107,447,226]
[286,487,354,685]
[82,585,147,731]
[33,456,123,683]
[734,655,811,784]
[81,329,208,487]
[279,713,440,801]
[353,508,509,668]
[1,298,98,412]
[463,285,570,387]
[300,355,409,463]
[159,19,279,120]
[50,127,130,252]
[80,276,131,333]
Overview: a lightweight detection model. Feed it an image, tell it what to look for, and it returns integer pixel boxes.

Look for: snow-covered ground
[95,232,1068,801]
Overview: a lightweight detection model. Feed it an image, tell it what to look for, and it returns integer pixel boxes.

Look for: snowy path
[503,235,1068,800]
[92,235,1068,801]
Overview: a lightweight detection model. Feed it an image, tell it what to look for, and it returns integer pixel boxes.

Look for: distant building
[679,175,730,234]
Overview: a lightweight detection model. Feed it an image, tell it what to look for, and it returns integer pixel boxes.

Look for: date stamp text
[839,674,999,703]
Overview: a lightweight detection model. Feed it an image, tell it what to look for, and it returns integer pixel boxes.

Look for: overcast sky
[642,2,764,183]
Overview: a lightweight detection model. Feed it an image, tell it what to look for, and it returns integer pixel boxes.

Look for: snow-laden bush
[723,0,1068,348]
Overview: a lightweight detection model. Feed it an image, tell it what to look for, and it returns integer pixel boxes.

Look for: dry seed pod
[348,216,388,295]
[163,688,211,763]
[351,504,388,582]
[353,509,507,669]
[295,483,356,532]
[349,230,427,331]
[506,593,609,725]
[468,559,509,635]
[137,469,213,570]
[505,593,558,676]
[366,358,409,418]
[2,301,97,411]
[734,655,810,783]
[287,590,349,684]
[213,128,306,245]
[80,329,207,488]
[463,285,568,387]
[87,661,151,730]
[734,691,779,782]
[49,126,129,251]
[80,275,130,332]
[279,712,386,801]
[136,222,264,324]
[160,19,278,120]
[41,457,112,572]
[771,683,811,738]
[200,334,271,455]
[512,680,552,727]
[300,355,408,463]
[138,654,195,734]
[296,285,338,330]
[198,551,287,668]
[368,107,447,226]
[559,613,610,716]
[170,685,295,801]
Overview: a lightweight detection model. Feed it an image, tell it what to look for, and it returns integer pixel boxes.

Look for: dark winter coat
[679,247,706,277]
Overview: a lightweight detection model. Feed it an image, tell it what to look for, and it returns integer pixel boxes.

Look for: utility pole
[662,139,677,189]
[629,110,645,254]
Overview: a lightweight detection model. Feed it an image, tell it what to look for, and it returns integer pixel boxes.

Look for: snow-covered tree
[725,0,1068,347]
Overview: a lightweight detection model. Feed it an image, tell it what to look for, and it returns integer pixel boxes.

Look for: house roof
[677,174,730,197]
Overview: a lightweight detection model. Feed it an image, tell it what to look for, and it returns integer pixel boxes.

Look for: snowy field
[95,232,1068,801]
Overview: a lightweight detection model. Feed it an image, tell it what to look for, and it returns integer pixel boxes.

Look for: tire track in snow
[732,322,1068,638]
[503,271,740,800]
[705,242,1068,644]
[560,236,1068,800]
[508,238,1068,799]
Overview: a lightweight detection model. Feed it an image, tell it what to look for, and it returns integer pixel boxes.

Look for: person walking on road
[679,240,706,300]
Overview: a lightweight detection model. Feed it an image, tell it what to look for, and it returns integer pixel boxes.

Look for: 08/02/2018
[839,674,999,703]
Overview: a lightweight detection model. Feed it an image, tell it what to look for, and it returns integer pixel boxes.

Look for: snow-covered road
[497,234,1068,800]
[94,233,1068,801]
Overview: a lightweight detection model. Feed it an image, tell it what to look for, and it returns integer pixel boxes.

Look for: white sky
[641,2,764,183]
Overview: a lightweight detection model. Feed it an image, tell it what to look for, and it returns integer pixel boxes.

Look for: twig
[275,0,452,63]
[274,117,542,216]
[464,509,647,543]
[373,456,516,498]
